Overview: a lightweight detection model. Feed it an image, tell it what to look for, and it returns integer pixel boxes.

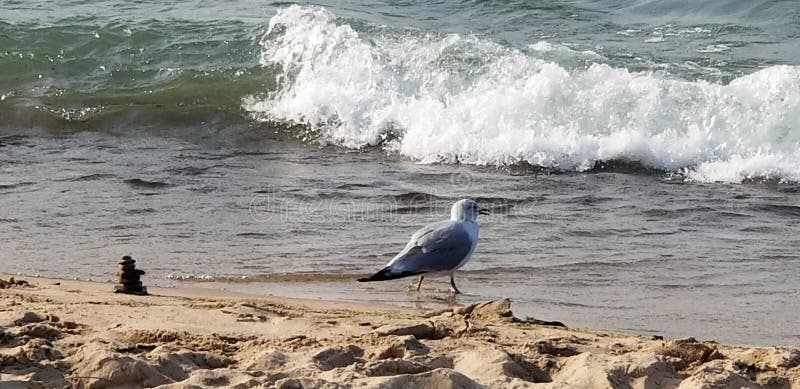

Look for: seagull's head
[451,198,488,222]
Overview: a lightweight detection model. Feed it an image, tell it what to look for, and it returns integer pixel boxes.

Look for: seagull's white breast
[453,220,479,271]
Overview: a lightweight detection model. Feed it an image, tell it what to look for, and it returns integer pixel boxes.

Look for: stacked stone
[114,255,148,295]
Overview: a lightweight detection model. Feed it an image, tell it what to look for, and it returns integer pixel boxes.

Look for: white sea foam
[245,5,800,183]
[644,35,665,43]
[696,44,731,53]
[528,41,605,63]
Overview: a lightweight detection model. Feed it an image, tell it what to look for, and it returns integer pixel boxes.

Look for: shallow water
[2,128,799,345]
[2,0,800,345]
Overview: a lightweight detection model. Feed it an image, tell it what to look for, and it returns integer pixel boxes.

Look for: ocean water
[1,1,799,345]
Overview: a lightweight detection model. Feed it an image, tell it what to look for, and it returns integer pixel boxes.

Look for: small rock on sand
[372,322,438,340]
[530,338,581,357]
[12,311,48,326]
[455,298,514,322]
[17,323,63,341]
[0,277,31,289]
[362,359,433,377]
[655,337,724,368]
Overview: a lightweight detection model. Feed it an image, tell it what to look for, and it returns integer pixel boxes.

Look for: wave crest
[244,5,800,183]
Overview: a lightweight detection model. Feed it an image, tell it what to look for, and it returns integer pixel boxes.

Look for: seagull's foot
[407,275,424,293]
[449,275,462,295]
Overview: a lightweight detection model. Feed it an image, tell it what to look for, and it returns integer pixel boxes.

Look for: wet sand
[1,274,798,388]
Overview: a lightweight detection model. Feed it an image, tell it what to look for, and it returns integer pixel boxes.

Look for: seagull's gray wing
[386,220,474,273]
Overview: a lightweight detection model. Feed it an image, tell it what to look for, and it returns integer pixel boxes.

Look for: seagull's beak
[479,208,490,215]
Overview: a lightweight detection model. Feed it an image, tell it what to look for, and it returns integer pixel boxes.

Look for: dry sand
[1,274,798,389]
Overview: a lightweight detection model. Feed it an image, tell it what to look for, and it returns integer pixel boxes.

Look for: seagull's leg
[415,275,425,292]
[449,275,462,295]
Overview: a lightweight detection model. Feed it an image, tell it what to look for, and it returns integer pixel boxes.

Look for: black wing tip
[357,267,423,282]
[357,267,392,282]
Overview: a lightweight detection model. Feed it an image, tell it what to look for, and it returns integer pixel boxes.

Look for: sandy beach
[3,0,800,387]
[1,274,798,389]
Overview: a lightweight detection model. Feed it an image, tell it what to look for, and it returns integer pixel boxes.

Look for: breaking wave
[244,6,800,183]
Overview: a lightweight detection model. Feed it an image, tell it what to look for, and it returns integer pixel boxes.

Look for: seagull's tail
[357,266,423,282]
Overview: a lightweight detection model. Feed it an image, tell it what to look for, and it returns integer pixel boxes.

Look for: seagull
[358,198,487,294]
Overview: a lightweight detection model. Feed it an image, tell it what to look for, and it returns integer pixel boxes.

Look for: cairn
[114,255,148,295]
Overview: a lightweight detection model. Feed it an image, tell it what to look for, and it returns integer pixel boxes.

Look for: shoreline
[6,270,794,348]
[1,274,798,388]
